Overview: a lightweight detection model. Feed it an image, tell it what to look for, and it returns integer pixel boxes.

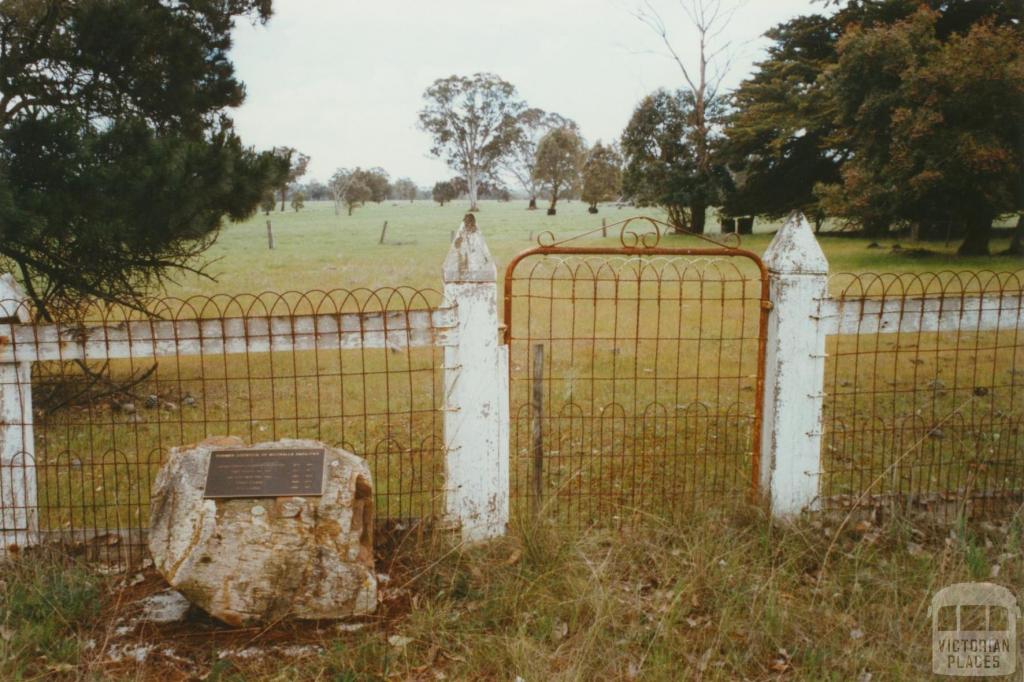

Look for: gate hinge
[760,300,774,311]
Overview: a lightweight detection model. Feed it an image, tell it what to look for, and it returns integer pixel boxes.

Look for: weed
[0,550,105,679]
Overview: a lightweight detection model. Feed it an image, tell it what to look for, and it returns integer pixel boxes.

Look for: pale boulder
[148,437,376,626]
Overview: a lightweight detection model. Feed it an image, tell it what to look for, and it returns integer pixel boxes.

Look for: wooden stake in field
[266,220,275,250]
[379,221,388,245]
[531,343,544,517]
[602,218,607,238]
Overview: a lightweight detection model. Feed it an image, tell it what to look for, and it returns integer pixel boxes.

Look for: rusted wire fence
[2,215,1023,571]
[821,271,1024,521]
[0,288,449,566]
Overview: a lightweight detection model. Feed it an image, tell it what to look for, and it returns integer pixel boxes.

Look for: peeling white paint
[759,212,829,517]
[442,215,509,541]
[0,274,35,548]
[759,213,1024,519]
[820,293,1024,335]
[0,307,457,364]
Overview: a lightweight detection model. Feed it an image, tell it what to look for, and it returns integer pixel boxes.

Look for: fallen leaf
[388,635,413,648]
[769,648,792,673]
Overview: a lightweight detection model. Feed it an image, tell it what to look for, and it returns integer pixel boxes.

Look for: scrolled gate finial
[618,217,663,249]
[536,231,557,247]
[526,215,742,250]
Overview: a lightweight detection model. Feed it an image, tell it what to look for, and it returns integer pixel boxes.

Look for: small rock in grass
[138,589,190,624]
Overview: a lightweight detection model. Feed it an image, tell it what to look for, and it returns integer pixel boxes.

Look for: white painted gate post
[0,274,37,550]
[442,214,509,541]
[759,212,829,517]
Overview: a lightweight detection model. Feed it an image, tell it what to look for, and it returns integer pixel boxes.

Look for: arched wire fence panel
[821,271,1024,521]
[1,288,448,566]
[504,218,769,527]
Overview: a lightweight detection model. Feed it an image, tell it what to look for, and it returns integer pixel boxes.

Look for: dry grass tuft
[5,504,1024,680]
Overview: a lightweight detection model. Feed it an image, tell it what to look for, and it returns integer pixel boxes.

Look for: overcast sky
[229,0,823,186]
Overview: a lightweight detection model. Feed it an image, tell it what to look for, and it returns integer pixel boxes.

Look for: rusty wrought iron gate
[503,218,770,525]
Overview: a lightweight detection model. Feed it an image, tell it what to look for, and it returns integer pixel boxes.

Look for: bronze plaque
[203,447,325,499]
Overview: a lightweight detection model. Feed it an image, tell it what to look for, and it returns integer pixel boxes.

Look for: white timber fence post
[759,212,830,517]
[0,274,37,550]
[442,214,510,541]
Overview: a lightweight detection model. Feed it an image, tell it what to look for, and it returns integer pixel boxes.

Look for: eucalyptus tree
[418,73,526,212]
[633,0,736,230]
[581,142,623,214]
[272,147,310,211]
[392,178,418,203]
[432,180,459,206]
[621,89,730,233]
[533,127,585,216]
[503,109,578,209]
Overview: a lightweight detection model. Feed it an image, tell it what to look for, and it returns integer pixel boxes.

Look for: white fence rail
[0,308,458,364]
[819,293,1024,335]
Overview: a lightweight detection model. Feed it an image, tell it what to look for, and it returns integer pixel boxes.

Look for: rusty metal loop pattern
[534,215,742,251]
[820,269,1024,522]
[0,287,449,568]
[504,226,770,526]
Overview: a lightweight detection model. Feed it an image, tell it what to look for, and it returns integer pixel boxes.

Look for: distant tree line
[3,0,1018,321]
[431,177,511,206]
[417,73,623,215]
[260,160,431,217]
[622,0,1023,255]
[410,0,1022,255]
